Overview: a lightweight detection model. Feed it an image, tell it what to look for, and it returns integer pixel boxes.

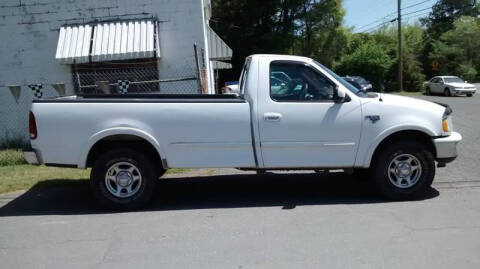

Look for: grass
[0,164,191,195]
[0,165,90,194]
[0,149,192,194]
[0,149,27,166]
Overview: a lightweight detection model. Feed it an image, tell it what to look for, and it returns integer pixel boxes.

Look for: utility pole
[397,0,403,91]
[397,0,403,92]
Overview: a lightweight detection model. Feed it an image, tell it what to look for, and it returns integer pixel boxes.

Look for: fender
[77,127,167,169]
[358,123,437,168]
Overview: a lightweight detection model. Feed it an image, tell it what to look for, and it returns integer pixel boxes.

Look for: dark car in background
[342,76,373,92]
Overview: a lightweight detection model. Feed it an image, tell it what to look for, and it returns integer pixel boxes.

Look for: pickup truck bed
[36,93,245,102]
[31,94,256,169]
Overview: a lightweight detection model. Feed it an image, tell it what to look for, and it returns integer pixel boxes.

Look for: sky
[343,0,439,32]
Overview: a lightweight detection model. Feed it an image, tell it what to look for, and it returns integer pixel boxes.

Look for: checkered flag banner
[28,84,43,99]
[117,80,130,94]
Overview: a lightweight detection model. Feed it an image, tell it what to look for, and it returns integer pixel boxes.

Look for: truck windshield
[313,60,367,97]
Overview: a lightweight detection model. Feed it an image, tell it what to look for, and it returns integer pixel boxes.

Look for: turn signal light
[442,119,450,132]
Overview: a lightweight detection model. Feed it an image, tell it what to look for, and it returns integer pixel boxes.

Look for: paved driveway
[416,86,480,184]
[1,89,480,269]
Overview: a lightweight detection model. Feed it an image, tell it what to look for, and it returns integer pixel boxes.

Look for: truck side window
[270,61,335,102]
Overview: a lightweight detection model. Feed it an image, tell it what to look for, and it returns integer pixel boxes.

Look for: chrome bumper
[23,150,40,165]
[433,132,462,163]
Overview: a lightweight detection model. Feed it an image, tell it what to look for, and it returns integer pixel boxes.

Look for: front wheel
[444,88,452,97]
[467,93,473,97]
[425,87,431,96]
[370,141,435,200]
[90,148,157,210]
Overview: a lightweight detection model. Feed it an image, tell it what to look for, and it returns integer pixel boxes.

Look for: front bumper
[433,132,462,164]
[22,149,41,165]
[453,89,476,95]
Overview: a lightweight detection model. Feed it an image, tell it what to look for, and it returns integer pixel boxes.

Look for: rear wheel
[370,141,435,200]
[90,148,157,210]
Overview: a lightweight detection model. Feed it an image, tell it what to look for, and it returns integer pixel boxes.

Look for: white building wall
[0,0,208,143]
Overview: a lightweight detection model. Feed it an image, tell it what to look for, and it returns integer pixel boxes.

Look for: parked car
[24,54,462,210]
[425,76,476,97]
[221,81,240,94]
[342,76,373,92]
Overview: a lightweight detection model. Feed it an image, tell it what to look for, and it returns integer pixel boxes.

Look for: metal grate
[73,59,201,94]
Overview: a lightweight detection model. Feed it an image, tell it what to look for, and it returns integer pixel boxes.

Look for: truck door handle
[264,112,282,122]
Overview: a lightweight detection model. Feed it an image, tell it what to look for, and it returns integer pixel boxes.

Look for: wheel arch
[78,128,167,169]
[362,127,436,168]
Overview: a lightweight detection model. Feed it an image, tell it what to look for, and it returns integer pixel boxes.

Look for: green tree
[430,16,480,81]
[294,0,346,67]
[344,25,426,92]
[421,0,478,38]
[420,0,478,78]
[384,25,426,91]
[212,0,346,79]
[336,41,392,91]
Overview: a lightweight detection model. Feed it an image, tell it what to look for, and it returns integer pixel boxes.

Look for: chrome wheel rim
[387,154,422,189]
[105,162,142,198]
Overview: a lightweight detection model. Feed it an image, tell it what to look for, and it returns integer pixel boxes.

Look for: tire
[425,87,431,96]
[467,93,473,97]
[370,141,435,200]
[352,168,371,181]
[90,148,157,210]
[444,88,451,97]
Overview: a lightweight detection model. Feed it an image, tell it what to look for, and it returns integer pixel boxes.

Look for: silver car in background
[425,76,476,97]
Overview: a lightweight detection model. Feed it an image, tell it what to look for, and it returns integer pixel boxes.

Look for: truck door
[257,60,362,168]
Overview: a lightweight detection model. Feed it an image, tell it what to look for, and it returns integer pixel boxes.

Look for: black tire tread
[370,140,435,200]
[90,148,157,210]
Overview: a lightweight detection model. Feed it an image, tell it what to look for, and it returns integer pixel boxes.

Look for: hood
[362,93,446,115]
[445,82,476,88]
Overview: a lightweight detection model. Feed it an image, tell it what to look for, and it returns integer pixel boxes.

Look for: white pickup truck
[24,54,462,210]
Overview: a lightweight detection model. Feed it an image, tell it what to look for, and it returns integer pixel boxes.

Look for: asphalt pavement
[1,89,480,269]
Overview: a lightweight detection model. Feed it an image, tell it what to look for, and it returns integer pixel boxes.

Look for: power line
[402,6,434,16]
[360,18,397,33]
[360,4,436,33]
[403,10,431,20]
[402,0,432,10]
[355,0,432,32]
[356,13,397,31]
[358,0,477,33]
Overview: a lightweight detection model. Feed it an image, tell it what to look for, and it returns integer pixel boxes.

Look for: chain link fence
[73,60,201,95]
